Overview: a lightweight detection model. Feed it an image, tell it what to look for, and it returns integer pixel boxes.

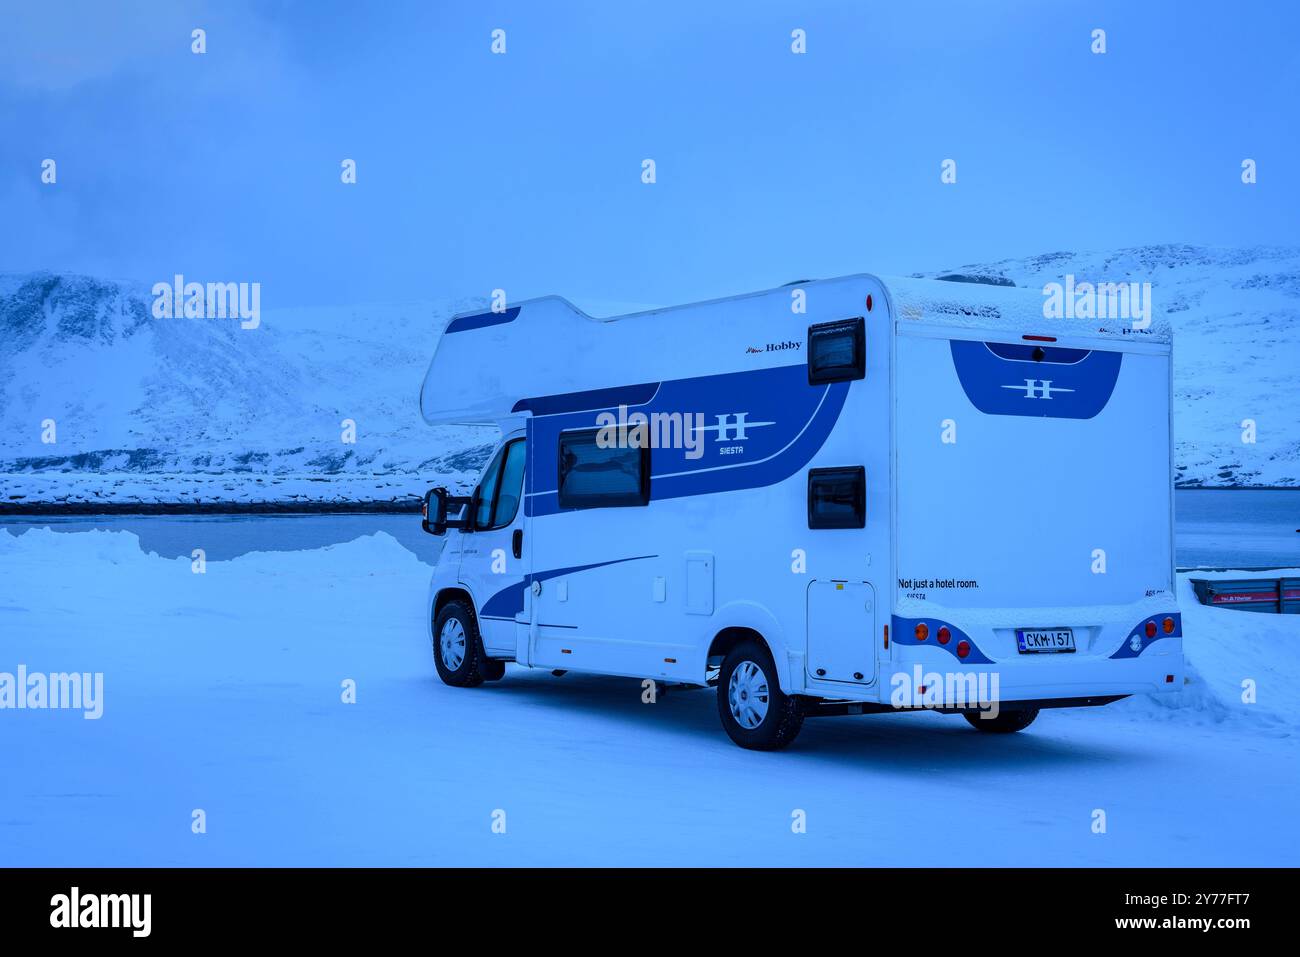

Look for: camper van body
[419,274,1183,748]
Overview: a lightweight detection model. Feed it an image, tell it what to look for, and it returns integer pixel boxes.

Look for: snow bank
[1148,569,1300,730]
[1100,569,1299,731]
[0,523,422,570]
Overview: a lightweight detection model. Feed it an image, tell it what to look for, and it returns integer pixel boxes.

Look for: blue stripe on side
[479,555,657,618]
[445,306,521,334]
[651,380,848,503]
[524,363,848,518]
[513,382,659,416]
[950,339,1122,419]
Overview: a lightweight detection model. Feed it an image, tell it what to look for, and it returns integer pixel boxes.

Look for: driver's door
[460,435,528,657]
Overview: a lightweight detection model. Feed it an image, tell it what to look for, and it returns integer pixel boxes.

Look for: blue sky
[2,0,1297,308]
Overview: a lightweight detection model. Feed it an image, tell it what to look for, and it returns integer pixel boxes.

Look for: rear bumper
[886,611,1184,704]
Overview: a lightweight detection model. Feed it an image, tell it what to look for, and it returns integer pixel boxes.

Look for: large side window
[808,317,866,384]
[557,428,649,509]
[807,466,866,529]
[474,439,526,530]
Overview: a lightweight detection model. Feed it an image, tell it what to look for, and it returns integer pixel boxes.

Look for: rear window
[808,317,866,384]
[558,428,650,509]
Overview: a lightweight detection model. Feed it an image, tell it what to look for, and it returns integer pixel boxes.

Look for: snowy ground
[1,528,1297,866]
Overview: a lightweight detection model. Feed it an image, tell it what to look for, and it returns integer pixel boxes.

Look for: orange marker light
[915,622,929,641]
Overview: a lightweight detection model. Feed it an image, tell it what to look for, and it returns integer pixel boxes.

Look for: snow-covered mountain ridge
[1,244,1296,507]
[0,272,495,506]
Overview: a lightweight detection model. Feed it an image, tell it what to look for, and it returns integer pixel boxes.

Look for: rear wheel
[433,600,494,688]
[716,640,804,750]
[963,708,1038,733]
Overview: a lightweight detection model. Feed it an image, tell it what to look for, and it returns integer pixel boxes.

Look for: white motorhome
[418,274,1183,749]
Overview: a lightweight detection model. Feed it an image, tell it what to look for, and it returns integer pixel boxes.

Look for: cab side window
[475,439,526,530]
[493,440,526,526]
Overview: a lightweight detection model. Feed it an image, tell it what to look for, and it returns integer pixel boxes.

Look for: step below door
[807,581,876,685]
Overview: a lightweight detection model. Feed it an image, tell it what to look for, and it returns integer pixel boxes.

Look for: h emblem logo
[1001,378,1074,400]
[715,413,755,441]
[692,412,777,443]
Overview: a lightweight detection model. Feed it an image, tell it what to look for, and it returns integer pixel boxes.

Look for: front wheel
[716,640,804,750]
[963,708,1039,733]
[432,600,495,688]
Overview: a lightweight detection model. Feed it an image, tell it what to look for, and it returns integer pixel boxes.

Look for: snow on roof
[885,275,1173,343]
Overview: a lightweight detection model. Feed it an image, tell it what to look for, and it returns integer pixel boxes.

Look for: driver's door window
[476,439,525,530]
[475,446,505,528]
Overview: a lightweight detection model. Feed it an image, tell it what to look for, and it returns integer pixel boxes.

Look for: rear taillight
[937,625,951,644]
[1145,621,1158,638]
[915,622,929,641]
[956,640,970,659]
[1162,617,1175,634]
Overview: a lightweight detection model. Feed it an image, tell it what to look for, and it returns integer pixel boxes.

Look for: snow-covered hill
[1,244,1297,507]
[0,273,498,507]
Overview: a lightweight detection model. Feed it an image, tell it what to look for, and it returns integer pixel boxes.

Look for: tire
[716,639,804,750]
[963,708,1039,733]
[432,600,493,688]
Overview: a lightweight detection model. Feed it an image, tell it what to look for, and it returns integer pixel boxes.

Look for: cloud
[0,0,292,94]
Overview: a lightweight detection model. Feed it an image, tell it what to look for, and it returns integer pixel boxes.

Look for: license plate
[1016,627,1075,654]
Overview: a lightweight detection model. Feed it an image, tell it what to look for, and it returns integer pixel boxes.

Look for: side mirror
[422,488,446,535]
[421,486,474,536]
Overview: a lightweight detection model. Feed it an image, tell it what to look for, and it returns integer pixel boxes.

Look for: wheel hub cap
[439,619,466,671]
[727,660,770,729]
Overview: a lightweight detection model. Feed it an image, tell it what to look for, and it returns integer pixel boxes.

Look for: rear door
[894,328,1174,612]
